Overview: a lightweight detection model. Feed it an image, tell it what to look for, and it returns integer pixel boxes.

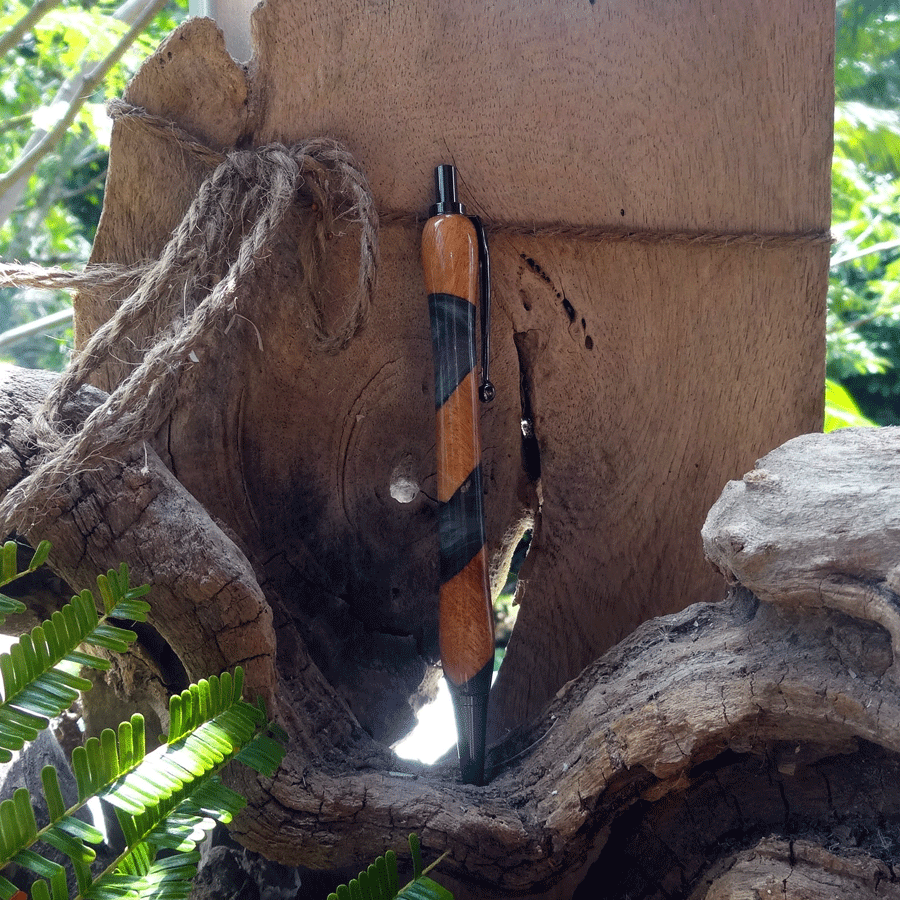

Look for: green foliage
[0,0,187,371]
[824,377,877,431]
[836,0,900,108]
[829,0,900,425]
[0,564,149,765]
[0,539,286,900]
[327,834,453,900]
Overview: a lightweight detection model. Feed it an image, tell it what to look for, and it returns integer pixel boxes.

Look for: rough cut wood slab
[703,426,900,668]
[83,0,833,739]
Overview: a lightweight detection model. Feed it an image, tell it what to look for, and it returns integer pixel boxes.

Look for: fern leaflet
[0,563,149,764]
[0,541,52,627]
[328,835,453,900]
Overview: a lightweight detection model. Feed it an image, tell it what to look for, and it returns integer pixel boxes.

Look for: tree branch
[0,307,72,351]
[0,0,168,226]
[0,0,60,58]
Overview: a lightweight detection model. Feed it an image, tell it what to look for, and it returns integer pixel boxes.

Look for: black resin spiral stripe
[438,464,487,583]
[428,293,476,408]
[428,291,486,583]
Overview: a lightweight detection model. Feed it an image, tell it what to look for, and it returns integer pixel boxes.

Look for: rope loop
[0,122,379,532]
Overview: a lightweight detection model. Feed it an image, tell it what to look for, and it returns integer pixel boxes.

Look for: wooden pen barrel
[422,213,495,689]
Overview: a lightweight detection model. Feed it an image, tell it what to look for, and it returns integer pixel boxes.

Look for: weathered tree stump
[4,366,900,896]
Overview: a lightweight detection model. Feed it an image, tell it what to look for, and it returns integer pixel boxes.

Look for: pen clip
[469,215,494,404]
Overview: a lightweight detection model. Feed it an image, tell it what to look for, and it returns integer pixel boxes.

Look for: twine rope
[105,99,832,248]
[0,129,377,532]
[0,99,830,531]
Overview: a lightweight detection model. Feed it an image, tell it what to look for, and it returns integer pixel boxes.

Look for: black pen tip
[431,164,465,217]
[449,659,493,785]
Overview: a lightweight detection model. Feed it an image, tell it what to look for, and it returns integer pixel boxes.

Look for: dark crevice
[513,332,542,485]
[124,617,189,695]
[519,253,554,288]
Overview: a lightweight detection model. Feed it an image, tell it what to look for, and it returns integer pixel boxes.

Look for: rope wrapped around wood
[0,98,831,534]
[0,134,378,534]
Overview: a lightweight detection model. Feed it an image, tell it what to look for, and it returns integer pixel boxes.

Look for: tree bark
[703,427,900,665]
[4,366,900,896]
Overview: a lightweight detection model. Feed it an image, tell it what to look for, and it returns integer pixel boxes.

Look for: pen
[421,164,494,785]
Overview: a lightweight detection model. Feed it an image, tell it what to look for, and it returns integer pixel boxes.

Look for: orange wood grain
[439,546,494,685]
[421,214,478,302]
[434,370,482,502]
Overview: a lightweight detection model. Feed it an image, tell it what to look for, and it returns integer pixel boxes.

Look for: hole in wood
[389,457,420,504]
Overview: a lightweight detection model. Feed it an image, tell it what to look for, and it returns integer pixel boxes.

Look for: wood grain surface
[85,0,832,739]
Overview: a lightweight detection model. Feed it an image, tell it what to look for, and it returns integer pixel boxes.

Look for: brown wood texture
[6,364,900,897]
[696,839,900,900]
[84,0,831,751]
[440,547,494,684]
[703,426,900,664]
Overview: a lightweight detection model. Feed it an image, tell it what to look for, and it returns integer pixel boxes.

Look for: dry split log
[3,365,900,896]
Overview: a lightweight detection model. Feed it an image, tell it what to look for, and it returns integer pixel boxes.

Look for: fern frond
[0,565,149,764]
[0,543,285,900]
[74,672,283,900]
[328,835,454,900]
[0,540,52,627]
[96,849,200,900]
[0,668,284,900]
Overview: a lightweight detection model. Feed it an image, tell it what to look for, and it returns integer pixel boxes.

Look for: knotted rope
[0,132,377,532]
[0,99,831,533]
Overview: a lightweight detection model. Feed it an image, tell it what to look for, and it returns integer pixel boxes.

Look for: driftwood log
[3,366,900,897]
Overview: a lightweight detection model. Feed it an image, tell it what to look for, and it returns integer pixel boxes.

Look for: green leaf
[41,824,96,864]
[835,101,900,174]
[84,623,135,653]
[400,877,454,900]
[41,767,66,822]
[0,873,21,899]
[233,734,286,777]
[409,833,422,879]
[0,543,17,584]
[11,847,63,880]
[28,541,51,572]
[54,815,103,845]
[824,378,879,431]
[0,594,26,625]
[329,837,453,900]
